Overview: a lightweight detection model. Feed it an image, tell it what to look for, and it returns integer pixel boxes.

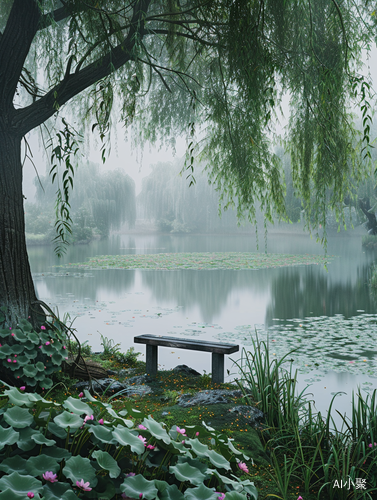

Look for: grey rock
[106,369,118,376]
[127,374,153,385]
[119,385,153,397]
[229,405,264,426]
[118,368,138,378]
[178,389,243,407]
[74,378,127,394]
[161,411,169,416]
[173,365,201,377]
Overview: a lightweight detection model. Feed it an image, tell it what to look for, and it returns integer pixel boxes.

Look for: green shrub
[0,312,68,391]
[0,384,257,499]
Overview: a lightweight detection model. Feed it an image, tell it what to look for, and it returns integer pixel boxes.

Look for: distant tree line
[25,163,135,244]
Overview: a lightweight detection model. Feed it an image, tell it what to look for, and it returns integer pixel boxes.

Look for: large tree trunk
[0,131,44,328]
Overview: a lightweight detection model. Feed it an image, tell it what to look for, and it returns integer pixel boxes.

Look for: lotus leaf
[3,406,33,428]
[120,474,158,500]
[63,455,98,487]
[53,411,83,429]
[169,462,209,485]
[0,471,43,495]
[42,482,78,500]
[62,396,92,415]
[143,416,171,444]
[112,426,145,454]
[26,455,59,475]
[0,456,28,475]
[183,484,220,499]
[92,450,121,478]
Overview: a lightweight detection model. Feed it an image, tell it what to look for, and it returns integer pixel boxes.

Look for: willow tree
[0,0,371,327]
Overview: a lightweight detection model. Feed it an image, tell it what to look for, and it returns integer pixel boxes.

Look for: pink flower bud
[20,386,26,391]
[41,326,46,330]
[98,419,104,425]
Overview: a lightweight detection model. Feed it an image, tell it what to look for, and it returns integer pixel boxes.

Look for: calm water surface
[28,230,377,419]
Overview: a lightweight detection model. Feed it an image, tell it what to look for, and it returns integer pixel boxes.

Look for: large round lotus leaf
[169,462,208,486]
[9,345,24,354]
[31,432,56,446]
[42,377,53,389]
[3,406,33,428]
[143,417,171,444]
[27,331,39,343]
[223,492,250,500]
[26,455,59,476]
[11,330,27,342]
[187,439,230,470]
[48,422,69,439]
[42,482,78,500]
[92,450,121,478]
[183,484,221,500]
[107,407,134,427]
[3,387,33,407]
[120,474,158,500]
[88,425,115,443]
[28,393,60,409]
[0,472,43,495]
[36,361,45,371]
[53,411,83,430]
[16,427,38,451]
[35,371,46,381]
[62,455,98,487]
[0,456,28,475]
[51,352,64,365]
[22,348,37,357]
[63,396,91,416]
[0,345,13,355]
[0,489,32,500]
[112,426,145,454]
[154,481,184,500]
[43,445,72,462]
[23,365,38,378]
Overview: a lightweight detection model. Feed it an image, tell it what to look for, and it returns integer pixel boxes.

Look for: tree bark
[0,130,44,328]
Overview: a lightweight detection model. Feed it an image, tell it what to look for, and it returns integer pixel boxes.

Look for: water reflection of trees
[265,264,375,327]
[34,270,136,302]
[141,270,271,322]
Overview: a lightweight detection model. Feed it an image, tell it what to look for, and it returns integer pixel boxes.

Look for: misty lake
[28,230,377,418]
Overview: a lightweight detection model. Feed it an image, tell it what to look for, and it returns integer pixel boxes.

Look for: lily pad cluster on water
[214,314,377,378]
[63,252,332,271]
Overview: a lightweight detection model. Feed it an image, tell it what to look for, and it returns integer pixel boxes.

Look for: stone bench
[134,334,239,384]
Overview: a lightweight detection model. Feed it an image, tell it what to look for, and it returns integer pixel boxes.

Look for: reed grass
[232,334,377,499]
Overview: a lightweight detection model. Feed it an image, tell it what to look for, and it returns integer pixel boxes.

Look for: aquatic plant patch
[221,313,377,378]
[61,252,333,271]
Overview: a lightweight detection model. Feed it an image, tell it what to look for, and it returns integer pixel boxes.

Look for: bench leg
[211,353,224,384]
[146,345,158,377]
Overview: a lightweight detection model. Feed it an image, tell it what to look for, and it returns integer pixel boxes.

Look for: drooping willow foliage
[1,0,374,244]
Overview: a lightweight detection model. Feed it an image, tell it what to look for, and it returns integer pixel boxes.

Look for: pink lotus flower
[297,496,303,500]
[125,472,136,477]
[63,345,67,349]
[76,479,92,491]
[43,471,58,483]
[195,432,199,436]
[78,392,84,398]
[11,333,14,336]
[83,415,94,424]
[238,462,249,474]
[41,326,46,330]
[45,341,50,345]
[147,444,155,450]
[138,435,147,445]
[369,442,377,448]
[138,424,147,430]
[20,386,25,391]
[98,418,104,425]
[13,360,16,363]
[27,493,34,499]
[216,494,225,500]
[7,359,11,363]
[176,426,186,435]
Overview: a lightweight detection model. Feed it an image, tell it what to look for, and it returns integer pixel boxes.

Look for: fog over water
[29,228,377,420]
